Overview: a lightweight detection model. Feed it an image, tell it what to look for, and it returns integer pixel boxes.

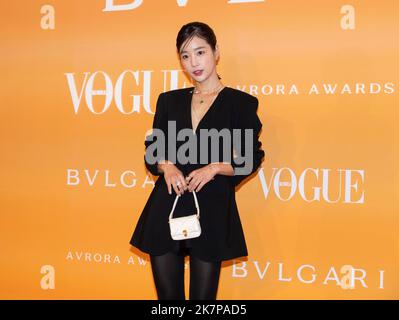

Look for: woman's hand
[160,162,188,195]
[186,163,219,192]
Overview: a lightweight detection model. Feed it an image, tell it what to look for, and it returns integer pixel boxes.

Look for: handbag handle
[169,191,200,221]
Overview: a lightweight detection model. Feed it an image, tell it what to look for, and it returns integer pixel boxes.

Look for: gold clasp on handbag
[169,191,201,240]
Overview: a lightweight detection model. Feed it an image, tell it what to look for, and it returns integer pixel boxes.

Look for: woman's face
[179,36,219,83]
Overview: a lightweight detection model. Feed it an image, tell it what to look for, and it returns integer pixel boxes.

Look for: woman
[130,22,265,300]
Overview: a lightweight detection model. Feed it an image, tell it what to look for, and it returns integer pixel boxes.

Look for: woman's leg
[150,251,186,300]
[189,254,222,300]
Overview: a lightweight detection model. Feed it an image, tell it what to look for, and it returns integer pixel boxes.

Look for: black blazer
[129,86,265,262]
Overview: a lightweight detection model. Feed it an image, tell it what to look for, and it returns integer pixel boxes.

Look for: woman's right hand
[158,161,188,195]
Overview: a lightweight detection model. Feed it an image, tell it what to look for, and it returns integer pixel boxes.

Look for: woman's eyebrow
[180,46,206,54]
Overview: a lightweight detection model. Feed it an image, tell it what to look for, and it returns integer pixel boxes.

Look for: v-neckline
[188,86,228,135]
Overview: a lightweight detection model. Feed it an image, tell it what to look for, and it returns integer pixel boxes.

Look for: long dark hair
[176,21,221,80]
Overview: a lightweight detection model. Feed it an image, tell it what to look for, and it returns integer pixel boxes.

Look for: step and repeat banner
[1,0,398,299]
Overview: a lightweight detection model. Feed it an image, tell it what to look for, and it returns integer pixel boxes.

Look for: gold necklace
[192,85,224,123]
[193,83,224,104]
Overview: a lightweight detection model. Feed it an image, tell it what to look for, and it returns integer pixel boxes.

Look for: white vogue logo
[64,70,188,115]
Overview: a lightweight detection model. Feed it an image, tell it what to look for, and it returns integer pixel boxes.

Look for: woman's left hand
[186,164,218,192]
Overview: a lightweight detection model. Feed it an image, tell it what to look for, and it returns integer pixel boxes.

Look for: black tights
[150,250,222,300]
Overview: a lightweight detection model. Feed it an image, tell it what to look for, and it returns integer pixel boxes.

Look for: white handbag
[169,190,201,240]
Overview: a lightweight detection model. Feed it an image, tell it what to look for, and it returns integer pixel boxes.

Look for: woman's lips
[193,70,203,76]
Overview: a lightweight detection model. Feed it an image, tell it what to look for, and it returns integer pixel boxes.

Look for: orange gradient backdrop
[1,0,398,299]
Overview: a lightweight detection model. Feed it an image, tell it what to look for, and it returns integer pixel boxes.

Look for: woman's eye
[181,51,204,59]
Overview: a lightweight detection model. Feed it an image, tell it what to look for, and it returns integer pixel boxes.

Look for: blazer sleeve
[231,96,265,187]
[144,92,168,176]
